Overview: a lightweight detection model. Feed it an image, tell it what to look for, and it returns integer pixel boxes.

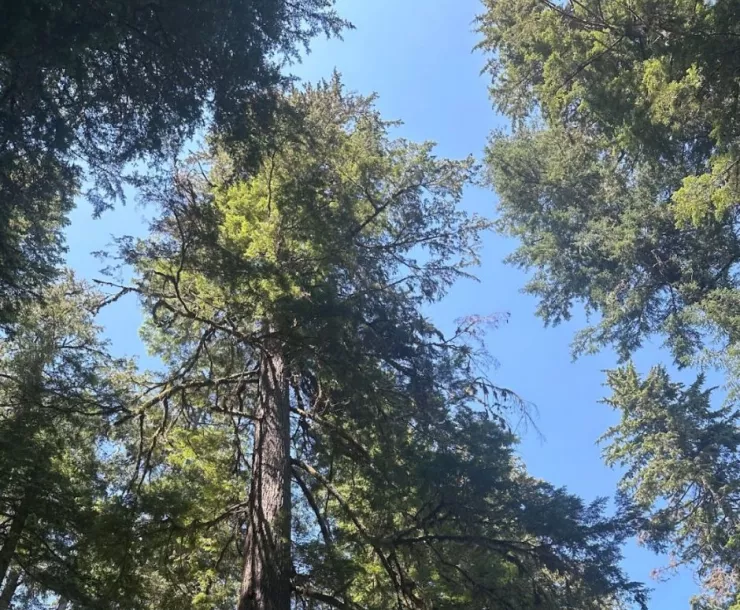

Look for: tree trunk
[0,565,21,610]
[56,598,69,610]
[238,339,291,610]
[0,496,29,585]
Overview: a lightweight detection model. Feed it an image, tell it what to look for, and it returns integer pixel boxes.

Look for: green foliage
[0,157,75,327]
[478,1,740,606]
[480,0,740,365]
[603,365,740,609]
[0,274,136,607]
[0,276,248,609]
[0,0,346,325]
[478,0,740,170]
[0,14,665,606]
[104,78,648,610]
[486,124,740,363]
[115,419,247,610]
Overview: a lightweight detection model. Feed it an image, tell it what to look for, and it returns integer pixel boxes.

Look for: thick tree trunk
[56,598,69,610]
[238,340,291,610]
[0,565,21,610]
[0,496,29,585]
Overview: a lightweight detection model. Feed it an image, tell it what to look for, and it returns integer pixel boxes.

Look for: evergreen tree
[603,365,740,609]
[478,1,740,606]
[0,0,346,325]
[479,0,740,366]
[106,78,647,610]
[0,275,136,608]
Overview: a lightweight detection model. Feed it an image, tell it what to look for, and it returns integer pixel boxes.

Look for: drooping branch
[117,371,260,426]
[291,407,373,464]
[291,467,333,547]
[93,279,255,344]
[154,501,250,533]
[293,585,369,610]
[389,534,539,553]
[291,459,408,609]
[0,565,22,610]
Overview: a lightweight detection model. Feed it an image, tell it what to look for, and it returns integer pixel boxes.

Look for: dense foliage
[0,78,651,609]
[104,79,646,610]
[10,1,733,608]
[479,0,740,607]
[0,276,136,608]
[480,0,740,363]
[0,0,345,325]
[603,365,740,610]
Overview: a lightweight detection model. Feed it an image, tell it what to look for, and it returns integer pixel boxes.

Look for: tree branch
[293,585,367,610]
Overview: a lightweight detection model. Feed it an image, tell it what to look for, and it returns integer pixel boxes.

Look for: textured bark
[238,339,291,610]
[0,495,29,585]
[0,565,21,610]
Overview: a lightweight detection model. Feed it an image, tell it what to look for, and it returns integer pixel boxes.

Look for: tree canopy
[0,78,650,610]
[480,0,740,365]
[0,274,137,608]
[4,3,722,608]
[479,0,740,607]
[0,0,346,325]
[602,365,740,610]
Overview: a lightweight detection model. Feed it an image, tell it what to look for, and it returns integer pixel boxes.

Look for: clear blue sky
[65,1,699,606]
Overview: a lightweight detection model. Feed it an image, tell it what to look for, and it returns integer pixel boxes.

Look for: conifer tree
[0,275,135,608]
[0,0,346,325]
[108,78,647,610]
[478,2,740,606]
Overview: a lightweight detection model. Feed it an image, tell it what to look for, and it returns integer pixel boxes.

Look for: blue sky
[65,0,699,606]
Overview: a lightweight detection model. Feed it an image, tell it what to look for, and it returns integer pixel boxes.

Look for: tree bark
[238,339,291,610]
[0,495,29,585]
[0,565,21,610]
[56,598,69,610]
